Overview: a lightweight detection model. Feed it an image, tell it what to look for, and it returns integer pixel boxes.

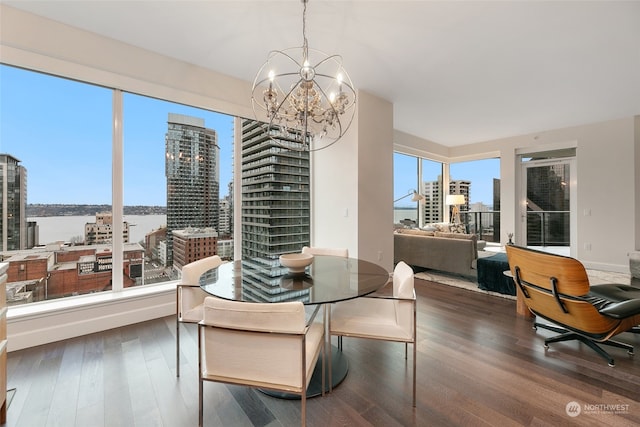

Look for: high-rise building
[421,176,471,224]
[239,119,310,302]
[165,113,220,266]
[218,197,231,235]
[0,154,27,251]
[422,177,443,224]
[84,212,130,245]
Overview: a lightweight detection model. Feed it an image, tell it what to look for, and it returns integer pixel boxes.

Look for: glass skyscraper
[165,114,220,267]
[239,119,310,302]
[0,154,27,251]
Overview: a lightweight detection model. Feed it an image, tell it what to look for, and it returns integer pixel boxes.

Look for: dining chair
[329,261,417,406]
[176,255,223,377]
[301,246,349,257]
[198,297,325,427]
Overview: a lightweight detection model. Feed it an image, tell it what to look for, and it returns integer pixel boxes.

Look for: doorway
[519,151,576,257]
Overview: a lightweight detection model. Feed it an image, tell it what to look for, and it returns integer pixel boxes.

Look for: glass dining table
[199,255,390,397]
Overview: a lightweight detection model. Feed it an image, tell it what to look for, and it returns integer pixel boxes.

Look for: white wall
[635,116,640,251]
[311,91,394,270]
[357,92,394,269]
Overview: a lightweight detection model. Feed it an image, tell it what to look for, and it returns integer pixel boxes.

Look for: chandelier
[251,0,356,152]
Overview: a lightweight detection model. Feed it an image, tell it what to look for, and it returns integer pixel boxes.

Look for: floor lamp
[394,190,424,203]
[446,194,465,224]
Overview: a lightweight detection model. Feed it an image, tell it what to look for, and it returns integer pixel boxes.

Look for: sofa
[394,226,479,277]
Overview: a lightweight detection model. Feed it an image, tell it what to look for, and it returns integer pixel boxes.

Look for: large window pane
[450,158,500,241]
[123,93,235,284]
[0,64,113,304]
[393,153,419,228]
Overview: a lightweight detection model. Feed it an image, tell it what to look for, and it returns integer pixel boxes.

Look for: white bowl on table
[279,253,314,274]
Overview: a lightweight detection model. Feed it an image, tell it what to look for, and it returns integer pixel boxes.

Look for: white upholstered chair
[329,261,417,406]
[198,297,325,427]
[176,255,223,377]
[301,246,349,258]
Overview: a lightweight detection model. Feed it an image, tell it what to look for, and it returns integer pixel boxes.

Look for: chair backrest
[392,261,415,335]
[505,245,618,334]
[393,261,415,299]
[201,297,310,390]
[302,246,349,258]
[181,255,223,286]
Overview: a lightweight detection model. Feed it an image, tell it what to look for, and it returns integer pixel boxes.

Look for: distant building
[217,238,233,261]
[422,177,443,224]
[0,154,27,251]
[218,197,231,235]
[3,242,143,302]
[171,227,218,271]
[145,226,167,261]
[84,212,130,245]
[421,177,471,224]
[165,113,220,266]
[26,221,38,249]
[158,240,168,267]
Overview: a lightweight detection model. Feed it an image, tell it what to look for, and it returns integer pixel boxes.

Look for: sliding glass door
[520,155,576,256]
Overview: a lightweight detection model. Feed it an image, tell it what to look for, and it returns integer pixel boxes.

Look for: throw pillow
[450,223,466,233]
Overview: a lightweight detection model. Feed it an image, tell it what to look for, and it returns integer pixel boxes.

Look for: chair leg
[176,316,181,377]
[301,387,306,427]
[575,336,616,367]
[534,322,567,334]
[412,341,416,408]
[176,286,181,378]
[199,378,203,427]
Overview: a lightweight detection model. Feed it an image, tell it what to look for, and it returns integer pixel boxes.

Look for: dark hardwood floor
[5,278,640,426]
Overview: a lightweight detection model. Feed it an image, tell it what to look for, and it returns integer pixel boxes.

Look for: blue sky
[1,64,497,208]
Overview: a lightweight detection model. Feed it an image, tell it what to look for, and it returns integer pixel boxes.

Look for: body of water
[29,215,167,245]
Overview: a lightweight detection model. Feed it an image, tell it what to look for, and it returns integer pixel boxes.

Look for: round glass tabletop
[199,255,390,305]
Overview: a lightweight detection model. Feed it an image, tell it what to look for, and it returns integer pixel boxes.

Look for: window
[393,153,420,229]
[0,64,240,305]
[123,93,234,283]
[450,158,500,241]
[1,64,113,302]
[393,152,445,229]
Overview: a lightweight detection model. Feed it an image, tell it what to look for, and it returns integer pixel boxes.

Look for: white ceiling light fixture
[251,0,357,152]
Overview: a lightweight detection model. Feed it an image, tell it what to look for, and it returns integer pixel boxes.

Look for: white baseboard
[7,284,176,352]
[582,261,629,275]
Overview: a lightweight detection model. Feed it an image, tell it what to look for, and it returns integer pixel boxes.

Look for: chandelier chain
[302,0,308,60]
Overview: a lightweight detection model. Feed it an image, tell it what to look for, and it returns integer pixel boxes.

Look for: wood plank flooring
[4,278,640,426]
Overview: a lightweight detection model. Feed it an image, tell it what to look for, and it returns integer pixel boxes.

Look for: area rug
[414,271,516,300]
[415,269,633,301]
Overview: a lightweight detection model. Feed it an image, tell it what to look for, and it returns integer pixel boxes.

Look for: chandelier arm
[269,49,304,68]
[311,54,344,70]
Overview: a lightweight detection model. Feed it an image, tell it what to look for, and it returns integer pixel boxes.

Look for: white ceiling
[5,0,640,146]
